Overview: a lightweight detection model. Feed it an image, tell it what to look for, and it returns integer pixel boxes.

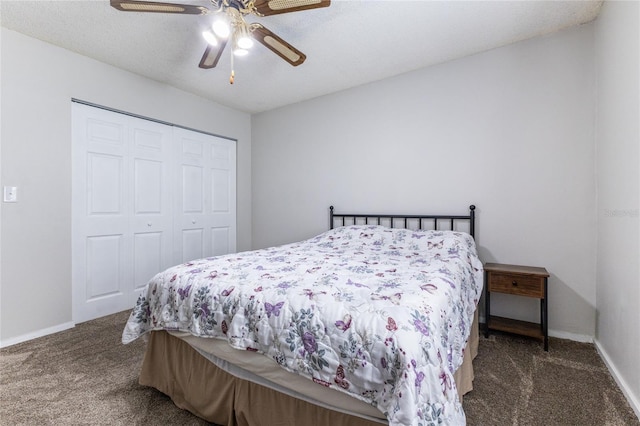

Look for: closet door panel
[182,165,205,213]
[211,227,231,257]
[134,159,162,213]
[72,104,131,322]
[87,153,124,215]
[209,137,236,256]
[129,118,173,303]
[86,235,125,300]
[182,229,205,263]
[173,128,235,263]
[133,232,163,293]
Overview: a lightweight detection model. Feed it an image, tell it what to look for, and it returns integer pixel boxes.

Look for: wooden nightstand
[484,263,550,351]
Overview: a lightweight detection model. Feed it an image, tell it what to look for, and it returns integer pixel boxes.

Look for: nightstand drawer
[488,273,544,298]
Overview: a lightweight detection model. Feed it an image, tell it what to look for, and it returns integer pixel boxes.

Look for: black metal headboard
[330,205,476,239]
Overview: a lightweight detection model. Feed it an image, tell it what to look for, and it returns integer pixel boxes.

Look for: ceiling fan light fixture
[233,48,249,57]
[236,23,254,49]
[212,18,231,38]
[237,36,253,49]
[202,30,219,46]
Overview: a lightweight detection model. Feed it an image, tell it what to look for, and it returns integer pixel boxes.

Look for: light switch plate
[3,186,17,202]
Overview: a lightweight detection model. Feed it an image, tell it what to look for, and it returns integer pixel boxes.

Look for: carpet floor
[1,310,638,425]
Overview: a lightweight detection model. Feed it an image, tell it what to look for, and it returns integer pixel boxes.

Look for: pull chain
[229,46,235,84]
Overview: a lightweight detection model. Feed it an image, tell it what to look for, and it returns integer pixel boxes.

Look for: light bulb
[202,30,218,46]
[237,35,253,50]
[212,19,230,38]
[233,48,248,57]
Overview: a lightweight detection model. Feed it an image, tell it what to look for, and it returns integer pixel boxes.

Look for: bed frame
[330,204,476,238]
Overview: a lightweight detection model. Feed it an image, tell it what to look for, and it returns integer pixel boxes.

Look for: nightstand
[484,263,550,351]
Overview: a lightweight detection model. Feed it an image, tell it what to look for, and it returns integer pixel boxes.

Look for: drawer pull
[512,280,518,286]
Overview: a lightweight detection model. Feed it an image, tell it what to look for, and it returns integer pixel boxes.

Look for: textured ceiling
[1,0,603,113]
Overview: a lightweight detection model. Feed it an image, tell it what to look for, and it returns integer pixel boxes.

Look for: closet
[71,102,236,323]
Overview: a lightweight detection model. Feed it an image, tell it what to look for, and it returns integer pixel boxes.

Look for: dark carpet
[1,311,637,425]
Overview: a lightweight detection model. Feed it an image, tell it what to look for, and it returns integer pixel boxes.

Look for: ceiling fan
[110,0,331,83]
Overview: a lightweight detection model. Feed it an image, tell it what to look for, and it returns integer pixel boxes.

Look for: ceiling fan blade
[199,39,228,69]
[110,0,208,14]
[252,25,306,66]
[252,0,330,16]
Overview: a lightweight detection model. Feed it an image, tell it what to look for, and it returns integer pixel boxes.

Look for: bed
[122,205,483,425]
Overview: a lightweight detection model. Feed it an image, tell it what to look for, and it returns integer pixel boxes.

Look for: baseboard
[594,339,640,420]
[0,321,75,348]
[548,328,593,343]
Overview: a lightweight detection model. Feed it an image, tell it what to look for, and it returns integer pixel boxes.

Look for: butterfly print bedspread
[122,225,483,425]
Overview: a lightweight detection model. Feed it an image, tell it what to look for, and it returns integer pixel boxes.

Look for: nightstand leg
[543,278,548,351]
[484,270,490,338]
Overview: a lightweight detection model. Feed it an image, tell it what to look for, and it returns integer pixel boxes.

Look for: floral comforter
[122,225,483,425]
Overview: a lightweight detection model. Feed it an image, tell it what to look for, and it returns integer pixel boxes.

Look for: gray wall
[0,28,252,343]
[252,24,597,339]
[594,0,640,414]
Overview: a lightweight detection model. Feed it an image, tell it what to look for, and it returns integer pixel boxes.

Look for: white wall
[594,0,640,415]
[0,28,252,344]
[252,24,597,338]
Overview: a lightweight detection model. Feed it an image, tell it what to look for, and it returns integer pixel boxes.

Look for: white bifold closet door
[72,103,236,323]
[173,127,236,263]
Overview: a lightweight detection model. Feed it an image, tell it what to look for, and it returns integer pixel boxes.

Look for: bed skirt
[138,311,479,425]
